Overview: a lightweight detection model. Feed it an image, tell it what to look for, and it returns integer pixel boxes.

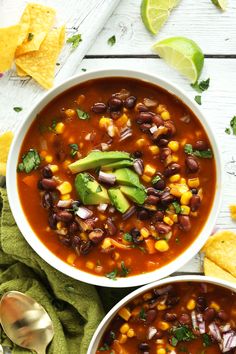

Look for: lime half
[211,0,227,10]
[152,37,204,83]
[141,0,180,35]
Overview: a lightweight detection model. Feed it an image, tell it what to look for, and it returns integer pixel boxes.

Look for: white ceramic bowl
[88,275,236,353]
[7,69,222,288]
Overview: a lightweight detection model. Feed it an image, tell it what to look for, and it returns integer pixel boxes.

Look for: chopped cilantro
[98,343,110,351]
[105,269,117,280]
[130,244,146,253]
[28,32,34,41]
[202,333,212,347]
[123,233,133,242]
[139,307,146,320]
[230,116,236,135]
[66,33,82,49]
[17,149,41,173]
[225,127,231,135]
[171,325,195,346]
[172,201,181,214]
[48,119,57,132]
[184,144,194,154]
[69,143,79,157]
[76,108,90,120]
[120,261,130,277]
[107,35,116,46]
[56,62,60,66]
[13,107,23,112]
[152,175,161,185]
[184,144,213,159]
[175,237,180,243]
[194,95,202,105]
[191,78,210,93]
[81,68,87,72]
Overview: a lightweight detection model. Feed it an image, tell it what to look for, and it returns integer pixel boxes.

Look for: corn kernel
[101,238,112,250]
[118,307,131,321]
[118,334,127,344]
[180,178,187,184]
[161,110,170,120]
[188,177,200,188]
[155,240,169,252]
[45,155,53,163]
[49,164,59,173]
[65,109,76,118]
[180,205,190,215]
[150,229,158,237]
[61,194,71,200]
[172,155,179,162]
[168,140,179,152]
[142,174,152,183]
[40,150,47,157]
[165,154,173,165]
[99,117,112,129]
[156,104,166,114]
[163,216,174,226]
[79,142,84,148]
[120,323,130,334]
[149,145,160,155]
[55,122,65,134]
[57,181,72,195]
[63,159,72,169]
[157,303,167,311]
[67,253,76,265]
[140,227,150,238]
[113,252,120,261]
[116,113,128,127]
[170,184,189,198]
[169,174,180,183]
[143,292,153,301]
[230,205,236,220]
[210,301,220,312]
[157,349,166,354]
[144,164,156,177]
[127,328,135,338]
[86,261,95,270]
[136,138,147,147]
[180,191,193,205]
[98,213,106,221]
[171,214,178,223]
[187,299,196,310]
[191,211,198,217]
[158,321,170,331]
[57,222,63,230]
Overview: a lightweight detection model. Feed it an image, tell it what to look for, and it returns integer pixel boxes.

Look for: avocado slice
[75,172,110,205]
[113,168,143,188]
[108,188,130,213]
[120,186,147,205]
[102,159,134,171]
[69,151,131,174]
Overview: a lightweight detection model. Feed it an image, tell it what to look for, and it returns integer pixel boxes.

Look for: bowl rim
[87,275,236,354]
[7,68,223,288]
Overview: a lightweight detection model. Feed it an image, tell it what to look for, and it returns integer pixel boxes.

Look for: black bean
[155,222,171,235]
[79,241,93,255]
[164,313,177,322]
[152,115,164,127]
[191,188,198,194]
[135,103,149,112]
[69,222,79,235]
[146,187,161,196]
[204,307,216,322]
[91,102,107,113]
[88,228,104,244]
[156,138,169,147]
[155,210,164,221]
[166,296,180,307]
[124,96,137,109]
[194,140,208,151]
[164,120,176,137]
[56,150,66,162]
[42,192,53,209]
[42,165,53,178]
[160,147,172,162]
[136,111,153,124]
[160,193,175,207]
[146,195,159,205]
[110,111,122,120]
[139,343,150,352]
[108,97,123,111]
[185,156,199,173]
[130,228,143,244]
[153,178,166,191]
[190,194,201,212]
[137,209,151,220]
[37,179,44,190]
[41,178,57,190]
[163,163,181,177]
[178,215,191,232]
[196,296,207,312]
[146,309,157,324]
[179,313,191,325]
[71,235,81,249]
[217,310,228,321]
[48,213,57,229]
[132,150,143,158]
[140,123,152,132]
[56,211,73,223]
[106,218,117,236]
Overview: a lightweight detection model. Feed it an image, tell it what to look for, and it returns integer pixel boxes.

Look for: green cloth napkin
[0,187,105,354]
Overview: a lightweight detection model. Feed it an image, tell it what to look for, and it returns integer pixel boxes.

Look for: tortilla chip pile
[202,230,236,283]
[0,131,14,176]
[0,3,65,89]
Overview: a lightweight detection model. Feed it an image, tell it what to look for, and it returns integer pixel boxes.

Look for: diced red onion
[107,125,115,137]
[98,171,116,185]
[76,207,93,219]
[85,133,91,141]
[209,322,222,342]
[119,127,132,142]
[133,159,144,175]
[109,206,116,213]
[97,203,108,212]
[127,119,131,127]
[180,115,191,123]
[150,125,158,134]
[221,324,231,333]
[191,311,198,330]
[197,314,205,334]
[57,199,72,208]
[222,331,236,352]
[154,285,173,296]
[101,143,109,151]
[122,206,136,220]
[147,326,157,340]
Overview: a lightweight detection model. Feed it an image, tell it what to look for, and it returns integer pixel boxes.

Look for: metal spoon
[0,291,54,354]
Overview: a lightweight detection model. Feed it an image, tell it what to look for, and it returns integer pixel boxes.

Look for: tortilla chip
[0,25,20,72]
[15,27,63,89]
[58,25,65,52]
[17,6,31,45]
[0,131,14,176]
[202,230,236,278]
[16,65,28,77]
[204,257,236,284]
[15,3,56,57]
[229,205,236,221]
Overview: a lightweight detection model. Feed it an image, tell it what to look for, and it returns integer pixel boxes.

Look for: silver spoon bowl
[0,291,54,354]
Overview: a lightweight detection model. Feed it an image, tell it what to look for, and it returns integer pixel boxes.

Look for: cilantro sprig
[191,78,210,93]
[76,108,90,120]
[107,35,116,46]
[170,325,196,347]
[66,33,82,49]
[225,116,236,135]
[17,149,41,173]
[184,143,213,159]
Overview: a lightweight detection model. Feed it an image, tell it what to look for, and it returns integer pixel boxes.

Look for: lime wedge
[152,37,204,83]
[141,0,180,35]
[211,0,227,10]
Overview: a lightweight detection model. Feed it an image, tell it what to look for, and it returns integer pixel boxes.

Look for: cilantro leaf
[107,35,116,46]
[98,343,110,351]
[17,149,41,173]
[184,144,193,154]
[28,32,34,41]
[184,144,213,159]
[13,107,23,112]
[76,108,90,120]
[191,78,210,93]
[66,33,82,49]
[69,143,79,157]
[230,116,236,135]
[120,261,130,277]
[105,269,117,280]
[202,333,212,347]
[81,68,87,72]
[139,307,146,320]
[194,95,202,105]
[225,127,231,135]
[172,201,181,214]
[171,325,196,346]
[123,233,133,242]
[152,175,161,185]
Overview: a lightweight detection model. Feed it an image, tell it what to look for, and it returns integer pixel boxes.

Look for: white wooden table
[1,0,236,274]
